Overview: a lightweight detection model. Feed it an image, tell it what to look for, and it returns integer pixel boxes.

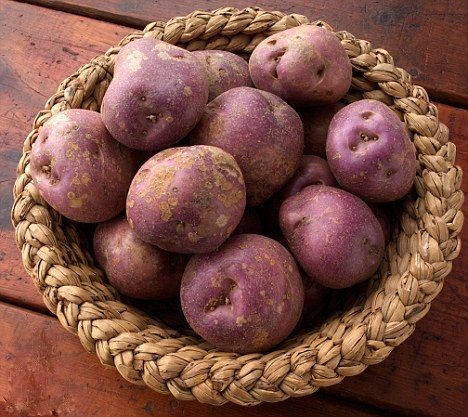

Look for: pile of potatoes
[30,25,416,353]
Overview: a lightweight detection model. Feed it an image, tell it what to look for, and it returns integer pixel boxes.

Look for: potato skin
[262,155,338,235]
[249,25,352,106]
[101,38,209,152]
[180,234,304,353]
[126,145,246,254]
[280,185,385,288]
[193,50,253,101]
[190,87,304,206]
[30,109,137,223]
[326,99,417,202]
[93,217,187,300]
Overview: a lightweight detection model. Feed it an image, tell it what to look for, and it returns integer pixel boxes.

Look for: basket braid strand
[11,7,463,406]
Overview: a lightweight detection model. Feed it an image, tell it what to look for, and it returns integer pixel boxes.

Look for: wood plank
[0,302,393,417]
[0,0,133,313]
[0,1,466,415]
[18,0,468,107]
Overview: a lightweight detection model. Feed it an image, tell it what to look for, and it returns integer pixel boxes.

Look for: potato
[190,87,304,206]
[30,109,137,223]
[262,155,338,235]
[180,234,304,353]
[101,38,208,152]
[299,102,346,158]
[93,217,187,300]
[280,185,384,288]
[326,99,417,202]
[193,50,253,101]
[249,25,352,106]
[126,145,246,254]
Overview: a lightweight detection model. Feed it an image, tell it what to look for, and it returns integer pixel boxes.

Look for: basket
[11,7,464,406]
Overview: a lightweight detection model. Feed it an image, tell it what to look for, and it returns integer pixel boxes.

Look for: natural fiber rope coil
[11,7,464,406]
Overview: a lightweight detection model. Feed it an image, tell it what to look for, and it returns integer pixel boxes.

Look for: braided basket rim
[11,7,464,406]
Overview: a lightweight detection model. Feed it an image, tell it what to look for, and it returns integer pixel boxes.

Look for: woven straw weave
[11,7,464,406]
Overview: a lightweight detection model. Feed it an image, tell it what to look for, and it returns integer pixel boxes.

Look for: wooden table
[0,1,466,416]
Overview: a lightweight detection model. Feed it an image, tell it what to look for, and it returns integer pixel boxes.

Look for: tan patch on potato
[166,116,174,123]
[49,112,70,128]
[66,142,78,159]
[126,50,148,72]
[159,201,172,222]
[167,197,178,207]
[67,191,84,208]
[236,316,247,327]
[217,189,244,208]
[127,199,135,208]
[157,50,173,60]
[188,232,200,243]
[216,214,229,228]
[276,302,284,314]
[138,166,177,199]
[183,86,193,96]
[252,330,269,349]
[81,173,91,185]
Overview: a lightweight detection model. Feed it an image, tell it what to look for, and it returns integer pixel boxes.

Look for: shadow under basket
[11,7,464,406]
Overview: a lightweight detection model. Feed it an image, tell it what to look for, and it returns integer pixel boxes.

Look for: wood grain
[18,0,468,107]
[0,1,466,416]
[0,301,393,417]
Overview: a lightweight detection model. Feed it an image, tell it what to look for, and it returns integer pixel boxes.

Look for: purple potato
[126,145,246,254]
[280,185,385,288]
[101,38,209,152]
[326,99,417,202]
[262,155,338,234]
[94,217,188,300]
[180,234,304,353]
[249,25,352,106]
[30,109,137,223]
[193,50,253,101]
[190,87,304,206]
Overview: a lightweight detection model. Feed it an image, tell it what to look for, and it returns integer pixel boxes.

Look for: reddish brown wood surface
[1,301,397,417]
[20,0,468,107]
[0,1,467,416]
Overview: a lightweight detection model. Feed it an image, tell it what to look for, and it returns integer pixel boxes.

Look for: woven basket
[12,7,464,406]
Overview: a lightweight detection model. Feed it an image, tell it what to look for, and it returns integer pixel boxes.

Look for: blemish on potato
[127,50,148,72]
[188,232,200,243]
[183,86,193,96]
[236,316,247,326]
[252,330,269,349]
[260,290,266,297]
[66,142,78,159]
[332,152,341,160]
[67,191,84,208]
[167,197,178,207]
[166,116,174,123]
[216,214,229,228]
[127,199,135,208]
[159,201,173,222]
